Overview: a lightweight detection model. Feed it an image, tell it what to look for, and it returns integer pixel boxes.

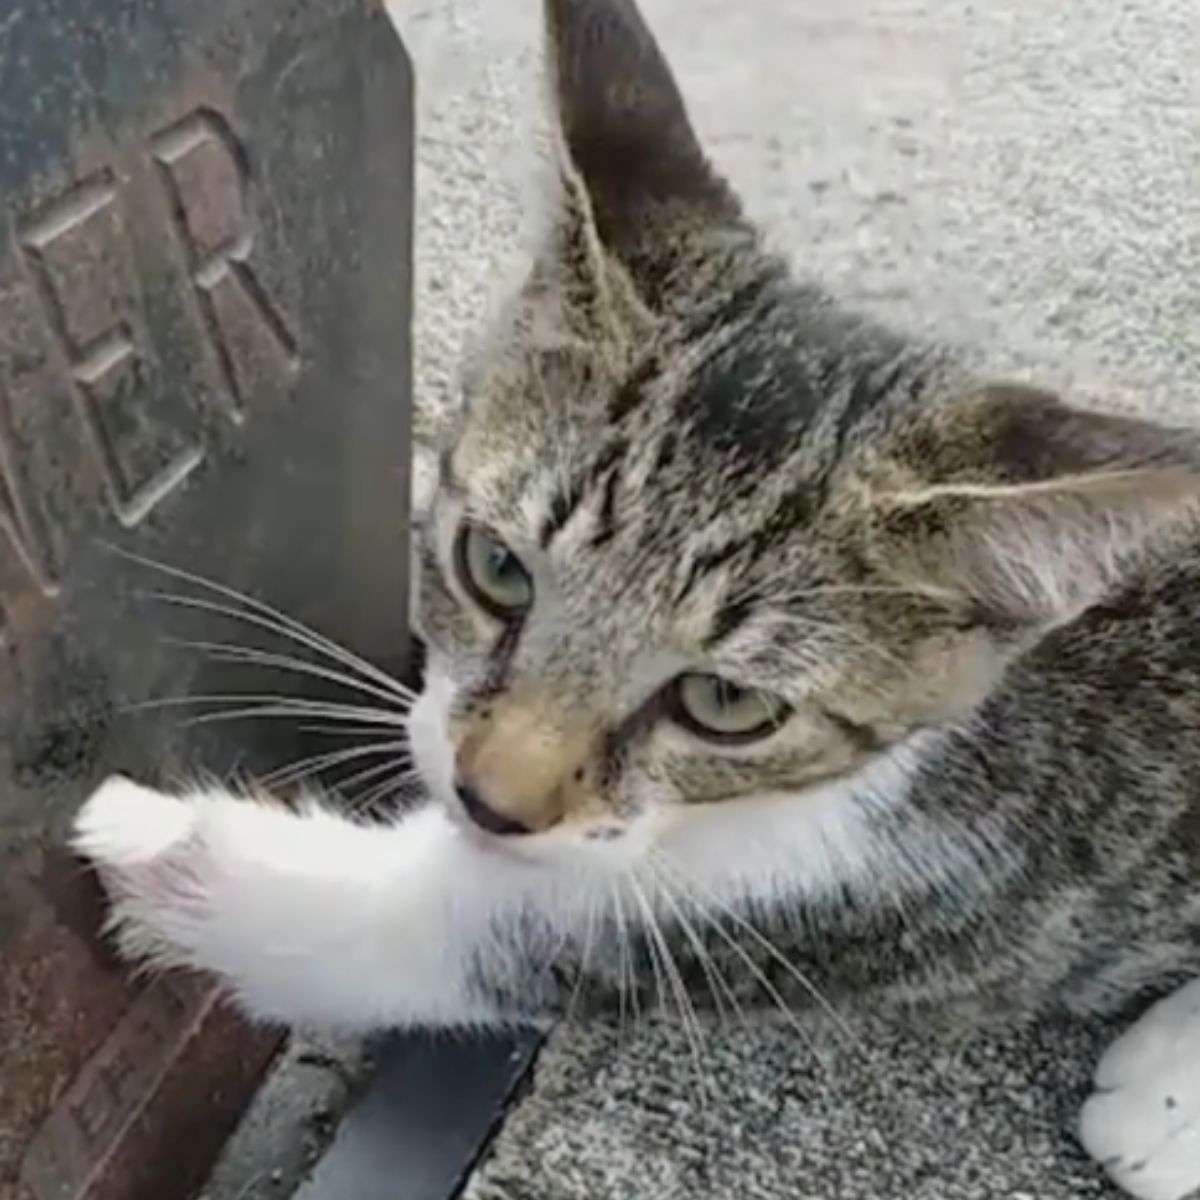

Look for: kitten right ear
[876,387,1200,628]
[543,0,742,296]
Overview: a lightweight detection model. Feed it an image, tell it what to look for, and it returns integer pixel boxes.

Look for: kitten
[73,0,1200,1196]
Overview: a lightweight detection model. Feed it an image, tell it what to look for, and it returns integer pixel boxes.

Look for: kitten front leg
[1079,977,1200,1200]
[72,776,553,1030]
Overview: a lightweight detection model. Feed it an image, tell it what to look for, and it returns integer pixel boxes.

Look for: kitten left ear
[876,386,1200,627]
[542,0,742,296]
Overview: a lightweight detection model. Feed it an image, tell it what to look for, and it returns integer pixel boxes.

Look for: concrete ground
[209,1,1200,1197]
[398,1,1200,1197]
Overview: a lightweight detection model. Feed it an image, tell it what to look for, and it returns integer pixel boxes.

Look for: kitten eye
[454,525,534,618]
[668,673,790,744]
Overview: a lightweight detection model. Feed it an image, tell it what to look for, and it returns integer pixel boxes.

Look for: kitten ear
[543,0,741,293]
[877,386,1200,627]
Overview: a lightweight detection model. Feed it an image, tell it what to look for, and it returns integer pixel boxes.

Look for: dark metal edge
[292,1030,543,1200]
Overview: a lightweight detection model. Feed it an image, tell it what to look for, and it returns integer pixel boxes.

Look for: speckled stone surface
[463,1016,1120,1200]
[393,0,1200,1195]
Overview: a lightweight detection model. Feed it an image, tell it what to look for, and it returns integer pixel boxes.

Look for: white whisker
[608,881,634,1043]
[564,891,600,1025]
[168,639,413,712]
[661,854,861,1052]
[351,768,426,812]
[296,723,418,740]
[629,875,707,1090]
[145,590,414,702]
[106,543,413,701]
[262,740,409,789]
[651,854,830,1071]
[128,693,409,731]
[650,867,742,1032]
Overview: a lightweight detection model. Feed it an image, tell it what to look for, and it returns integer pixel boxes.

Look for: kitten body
[73,1,1200,1196]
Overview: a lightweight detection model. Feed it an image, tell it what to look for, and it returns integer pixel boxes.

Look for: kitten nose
[454,781,533,837]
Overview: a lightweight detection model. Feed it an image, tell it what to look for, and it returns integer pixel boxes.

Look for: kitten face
[409,278,989,855]
[410,0,1200,862]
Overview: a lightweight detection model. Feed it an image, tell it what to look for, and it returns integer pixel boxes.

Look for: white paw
[72,775,208,968]
[1080,978,1200,1200]
[73,775,196,868]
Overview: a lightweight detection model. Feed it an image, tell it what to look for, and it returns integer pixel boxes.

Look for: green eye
[669,673,790,744]
[454,525,534,618]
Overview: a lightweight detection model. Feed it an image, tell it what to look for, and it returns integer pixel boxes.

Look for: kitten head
[410,0,1200,868]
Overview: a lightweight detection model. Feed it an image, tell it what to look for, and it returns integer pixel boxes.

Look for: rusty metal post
[0,2,414,1197]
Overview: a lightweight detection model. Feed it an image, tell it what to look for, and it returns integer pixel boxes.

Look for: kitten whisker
[653,851,861,1055]
[564,890,601,1026]
[649,855,838,1071]
[348,766,425,812]
[166,639,413,712]
[184,706,401,731]
[629,875,709,1093]
[608,881,636,1045]
[624,877,669,1030]
[770,580,949,603]
[262,740,410,789]
[128,693,409,729]
[296,723,420,740]
[650,867,744,1034]
[105,543,412,702]
[338,757,417,794]
[144,590,415,703]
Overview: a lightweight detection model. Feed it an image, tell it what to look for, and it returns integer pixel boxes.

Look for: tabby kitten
[74,1,1200,1196]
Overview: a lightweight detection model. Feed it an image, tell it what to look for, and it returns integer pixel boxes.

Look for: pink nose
[453,780,532,837]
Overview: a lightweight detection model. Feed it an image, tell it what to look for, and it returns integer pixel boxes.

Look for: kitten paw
[72,776,208,967]
[1079,977,1200,1200]
[73,775,196,868]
